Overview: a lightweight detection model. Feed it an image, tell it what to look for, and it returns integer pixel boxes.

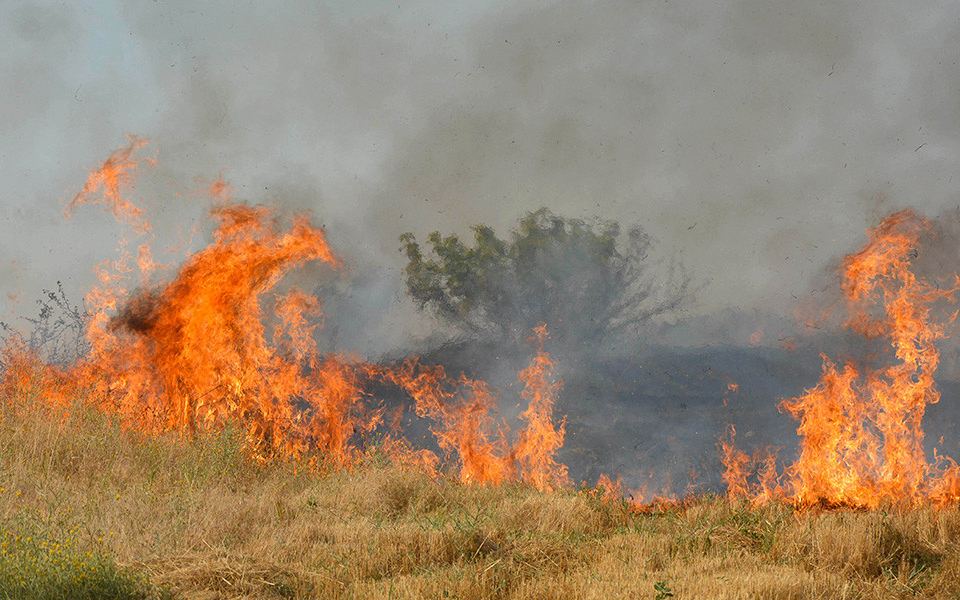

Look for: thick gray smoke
[3,0,960,492]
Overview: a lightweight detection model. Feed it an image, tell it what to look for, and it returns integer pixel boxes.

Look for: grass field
[3,382,960,600]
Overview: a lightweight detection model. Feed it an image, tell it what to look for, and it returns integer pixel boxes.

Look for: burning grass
[4,388,960,599]
[35,136,572,490]
[722,210,960,509]
[9,137,960,597]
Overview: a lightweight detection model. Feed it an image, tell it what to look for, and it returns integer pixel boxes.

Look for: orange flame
[724,209,960,508]
[45,137,373,464]
[65,134,151,234]
[512,324,570,491]
[4,138,573,487]
[595,473,626,505]
[73,157,373,462]
[381,324,569,489]
[382,359,514,484]
[720,425,752,500]
[719,425,781,505]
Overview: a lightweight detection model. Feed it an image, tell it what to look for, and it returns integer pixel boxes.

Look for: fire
[381,323,569,490]
[65,134,152,234]
[512,324,570,491]
[70,140,369,463]
[381,359,514,484]
[22,138,960,508]
[719,426,780,506]
[3,138,572,486]
[724,209,960,508]
[719,425,752,500]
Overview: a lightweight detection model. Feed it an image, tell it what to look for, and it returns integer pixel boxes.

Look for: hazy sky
[2,0,959,350]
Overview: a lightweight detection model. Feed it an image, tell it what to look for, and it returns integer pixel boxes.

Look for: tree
[400,208,690,348]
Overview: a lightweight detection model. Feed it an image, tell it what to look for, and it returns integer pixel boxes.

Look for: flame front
[24,138,960,507]
[70,139,371,463]
[382,359,514,484]
[4,138,571,485]
[724,209,960,508]
[381,324,569,490]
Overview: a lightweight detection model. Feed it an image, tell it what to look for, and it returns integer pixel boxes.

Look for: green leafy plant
[654,580,674,599]
[0,523,167,600]
[400,208,689,348]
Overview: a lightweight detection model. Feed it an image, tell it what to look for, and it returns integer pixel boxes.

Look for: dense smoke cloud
[3,0,960,348]
[3,0,960,493]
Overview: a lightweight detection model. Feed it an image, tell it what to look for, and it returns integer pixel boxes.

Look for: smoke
[3,0,960,493]
[4,0,960,337]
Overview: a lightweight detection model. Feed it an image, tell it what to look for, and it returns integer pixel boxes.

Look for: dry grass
[3,385,960,599]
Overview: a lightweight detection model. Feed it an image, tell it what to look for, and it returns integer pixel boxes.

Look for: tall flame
[724,209,960,508]
[67,139,378,463]
[381,359,514,484]
[512,323,570,491]
[4,137,572,486]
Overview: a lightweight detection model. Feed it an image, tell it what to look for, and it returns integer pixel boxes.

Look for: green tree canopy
[400,208,690,347]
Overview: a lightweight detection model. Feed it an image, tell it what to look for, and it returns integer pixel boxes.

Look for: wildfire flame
[724,209,960,508]
[3,138,572,486]
[380,323,569,490]
[380,359,514,484]
[15,138,960,508]
[512,324,570,491]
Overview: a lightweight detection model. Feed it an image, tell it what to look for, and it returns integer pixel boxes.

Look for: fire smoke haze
[1,0,958,348]
[4,0,960,496]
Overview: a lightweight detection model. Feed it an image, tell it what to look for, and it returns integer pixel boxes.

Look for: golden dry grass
[3,384,960,599]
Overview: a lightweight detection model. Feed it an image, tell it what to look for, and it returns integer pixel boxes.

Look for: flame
[724,209,960,508]
[786,210,959,507]
[719,425,781,505]
[0,341,75,413]
[68,141,377,463]
[381,324,569,489]
[719,425,752,500]
[3,138,572,487]
[65,134,151,234]
[512,323,570,491]
[381,359,514,484]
